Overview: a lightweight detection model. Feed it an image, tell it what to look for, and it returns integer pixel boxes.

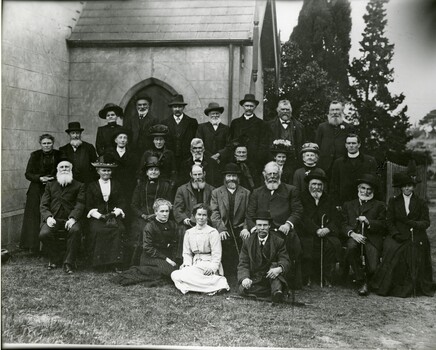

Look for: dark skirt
[88,218,125,267]
[20,183,44,252]
[371,236,435,297]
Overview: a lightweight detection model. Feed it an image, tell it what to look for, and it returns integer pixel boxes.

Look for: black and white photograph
[1,0,436,348]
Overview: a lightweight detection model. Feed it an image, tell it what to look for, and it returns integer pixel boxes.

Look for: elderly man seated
[237,211,290,303]
[39,159,85,274]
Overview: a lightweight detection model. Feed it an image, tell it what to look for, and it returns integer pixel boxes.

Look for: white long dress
[171,224,230,294]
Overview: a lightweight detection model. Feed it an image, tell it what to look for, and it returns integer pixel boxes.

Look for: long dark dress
[86,180,126,267]
[371,194,434,297]
[20,149,61,253]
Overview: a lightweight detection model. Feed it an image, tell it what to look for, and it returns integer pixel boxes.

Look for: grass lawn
[2,204,436,348]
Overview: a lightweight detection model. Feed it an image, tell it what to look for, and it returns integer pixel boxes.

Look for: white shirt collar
[258,235,268,245]
[174,114,184,122]
[348,152,360,158]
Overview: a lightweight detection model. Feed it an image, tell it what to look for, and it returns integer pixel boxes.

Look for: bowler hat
[356,173,379,189]
[149,124,169,137]
[221,163,241,175]
[239,93,259,107]
[143,155,160,170]
[65,122,84,133]
[270,139,294,154]
[392,172,420,188]
[112,128,131,142]
[252,211,272,222]
[204,102,224,115]
[98,103,124,119]
[91,154,118,168]
[300,142,320,155]
[135,94,152,105]
[304,168,327,183]
[168,94,188,107]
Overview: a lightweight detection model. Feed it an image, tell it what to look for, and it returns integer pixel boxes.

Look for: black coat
[59,142,98,184]
[123,112,158,155]
[267,117,306,161]
[195,122,229,159]
[177,151,222,188]
[95,123,123,156]
[138,148,177,185]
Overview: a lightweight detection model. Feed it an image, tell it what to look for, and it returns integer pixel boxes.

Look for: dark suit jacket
[177,151,221,188]
[237,231,290,283]
[59,142,98,184]
[40,179,85,221]
[267,117,306,156]
[173,182,215,224]
[341,198,386,251]
[330,153,378,206]
[228,114,269,168]
[210,185,251,233]
[386,194,430,242]
[95,123,122,156]
[315,122,355,172]
[86,180,126,215]
[105,147,138,200]
[123,112,158,154]
[162,114,198,163]
[195,122,229,158]
[247,183,303,230]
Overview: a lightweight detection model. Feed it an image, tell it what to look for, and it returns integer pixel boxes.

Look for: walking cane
[411,228,416,298]
[320,214,326,288]
[360,221,366,283]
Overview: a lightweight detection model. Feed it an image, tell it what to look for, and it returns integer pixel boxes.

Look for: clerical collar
[348,152,360,159]
[244,114,253,120]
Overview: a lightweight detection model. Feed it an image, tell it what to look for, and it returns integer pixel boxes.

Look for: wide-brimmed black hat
[135,94,152,104]
[356,173,379,189]
[112,128,131,142]
[392,172,420,188]
[98,103,124,119]
[270,140,294,154]
[300,142,320,155]
[91,154,118,168]
[252,211,272,221]
[149,124,169,137]
[304,168,327,183]
[221,163,241,175]
[239,93,259,106]
[143,155,160,170]
[204,102,224,115]
[168,94,187,107]
[65,122,84,133]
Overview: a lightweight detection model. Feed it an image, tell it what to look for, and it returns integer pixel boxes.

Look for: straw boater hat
[91,154,118,168]
[221,163,241,175]
[204,102,224,115]
[356,173,379,189]
[392,172,420,188]
[168,94,187,107]
[65,121,84,133]
[270,140,293,154]
[149,124,169,137]
[239,93,259,106]
[135,94,152,105]
[98,103,124,119]
[252,210,272,222]
[304,168,327,183]
[300,142,320,155]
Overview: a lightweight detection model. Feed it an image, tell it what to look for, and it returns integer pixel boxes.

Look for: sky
[275,0,436,125]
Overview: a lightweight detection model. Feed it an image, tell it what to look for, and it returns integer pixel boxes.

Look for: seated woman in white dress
[171,203,230,295]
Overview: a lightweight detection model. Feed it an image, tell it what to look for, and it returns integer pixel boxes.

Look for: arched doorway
[120,78,178,123]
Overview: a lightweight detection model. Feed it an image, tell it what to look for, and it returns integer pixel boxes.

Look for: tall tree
[290,0,351,95]
[349,0,411,156]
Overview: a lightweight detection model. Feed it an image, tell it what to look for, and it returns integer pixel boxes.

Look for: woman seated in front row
[171,203,230,295]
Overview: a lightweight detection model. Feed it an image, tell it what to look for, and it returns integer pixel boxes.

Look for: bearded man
[59,122,98,184]
[341,174,386,296]
[315,101,355,177]
[247,161,303,289]
[210,163,251,278]
[39,160,85,274]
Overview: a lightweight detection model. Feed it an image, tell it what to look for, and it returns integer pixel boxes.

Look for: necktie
[176,117,181,124]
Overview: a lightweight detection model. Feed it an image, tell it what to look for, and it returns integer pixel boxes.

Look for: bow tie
[281,120,290,124]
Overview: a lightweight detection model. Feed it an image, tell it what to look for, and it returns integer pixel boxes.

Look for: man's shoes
[47,262,57,270]
[358,283,369,296]
[63,263,74,275]
[272,290,284,303]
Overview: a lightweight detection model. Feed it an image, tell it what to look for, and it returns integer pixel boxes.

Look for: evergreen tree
[349,0,411,157]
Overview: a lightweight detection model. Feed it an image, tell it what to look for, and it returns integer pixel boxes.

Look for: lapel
[360,199,375,215]
[219,186,230,212]
[407,194,418,217]
[176,115,189,136]
[234,187,243,215]
[396,195,408,218]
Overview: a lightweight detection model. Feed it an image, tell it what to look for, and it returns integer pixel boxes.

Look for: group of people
[19,93,434,300]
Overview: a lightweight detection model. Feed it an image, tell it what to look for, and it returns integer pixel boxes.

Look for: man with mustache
[59,122,98,184]
[173,164,215,259]
[341,174,386,296]
[247,161,303,289]
[315,101,355,177]
[39,159,85,274]
[123,95,158,157]
[210,163,251,279]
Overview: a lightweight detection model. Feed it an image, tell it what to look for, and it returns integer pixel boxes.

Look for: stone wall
[1,1,84,249]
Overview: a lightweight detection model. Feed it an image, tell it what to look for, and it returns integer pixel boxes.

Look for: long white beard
[57,172,73,187]
[358,192,374,201]
[265,180,280,191]
[310,190,322,200]
[70,139,82,148]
